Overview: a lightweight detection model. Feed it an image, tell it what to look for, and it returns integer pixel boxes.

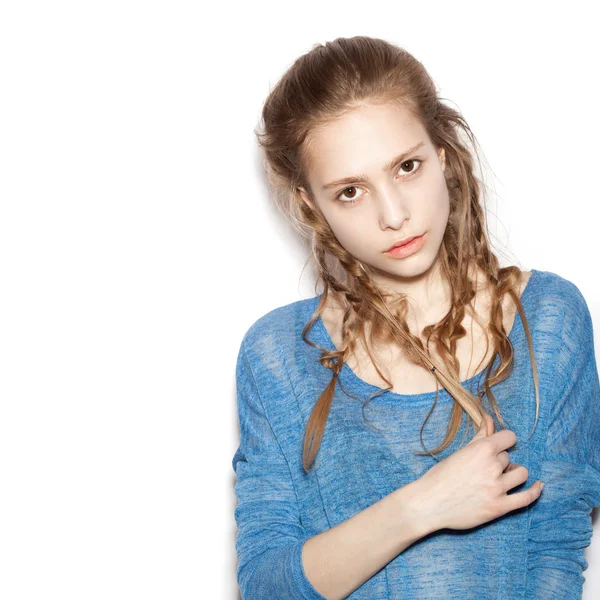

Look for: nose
[377,186,410,230]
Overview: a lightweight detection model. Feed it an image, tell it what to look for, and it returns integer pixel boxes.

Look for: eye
[335,185,364,204]
[397,158,422,177]
[333,158,424,205]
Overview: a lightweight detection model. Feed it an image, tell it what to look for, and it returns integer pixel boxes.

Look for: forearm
[302,479,438,600]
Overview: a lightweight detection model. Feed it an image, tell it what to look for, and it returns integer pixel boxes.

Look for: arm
[232,340,438,600]
[526,285,600,599]
[302,479,435,600]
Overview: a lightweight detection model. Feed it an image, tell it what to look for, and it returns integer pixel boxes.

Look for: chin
[375,255,434,276]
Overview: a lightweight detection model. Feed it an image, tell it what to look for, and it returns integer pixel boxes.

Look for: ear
[296,186,316,211]
[437,147,446,172]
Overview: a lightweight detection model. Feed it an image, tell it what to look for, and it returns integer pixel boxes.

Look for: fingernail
[539,482,544,491]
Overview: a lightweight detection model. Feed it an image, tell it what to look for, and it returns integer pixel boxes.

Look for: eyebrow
[321,141,426,190]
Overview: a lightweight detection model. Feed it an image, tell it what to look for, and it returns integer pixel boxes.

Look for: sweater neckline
[309,269,539,401]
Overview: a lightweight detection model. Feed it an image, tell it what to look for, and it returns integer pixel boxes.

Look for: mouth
[383,233,426,259]
[384,234,422,253]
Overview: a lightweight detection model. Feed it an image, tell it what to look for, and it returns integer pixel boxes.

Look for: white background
[1,1,598,598]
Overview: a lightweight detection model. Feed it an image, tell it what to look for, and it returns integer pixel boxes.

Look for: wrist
[393,478,444,538]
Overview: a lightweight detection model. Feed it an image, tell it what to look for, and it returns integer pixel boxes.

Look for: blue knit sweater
[232,268,600,599]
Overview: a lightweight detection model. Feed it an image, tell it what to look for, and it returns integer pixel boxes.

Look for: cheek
[429,168,449,200]
[326,215,370,253]
[330,220,362,248]
[428,175,450,217]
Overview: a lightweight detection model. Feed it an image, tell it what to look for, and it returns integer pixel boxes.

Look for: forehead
[304,103,429,183]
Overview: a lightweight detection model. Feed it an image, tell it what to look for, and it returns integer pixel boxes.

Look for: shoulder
[529,269,592,325]
[238,296,318,361]
[529,269,596,382]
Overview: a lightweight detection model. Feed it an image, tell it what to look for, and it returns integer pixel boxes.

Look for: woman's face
[298,102,450,292]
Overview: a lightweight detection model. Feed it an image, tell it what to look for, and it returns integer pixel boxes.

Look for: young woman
[231,36,600,599]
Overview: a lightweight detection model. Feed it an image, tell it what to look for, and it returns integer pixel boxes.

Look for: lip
[384,234,423,253]
[383,233,425,258]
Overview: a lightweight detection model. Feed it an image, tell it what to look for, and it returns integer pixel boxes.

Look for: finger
[499,480,543,515]
[499,464,529,493]
[490,428,518,452]
[478,415,489,435]
[497,450,510,471]
[467,416,488,445]
[471,414,492,441]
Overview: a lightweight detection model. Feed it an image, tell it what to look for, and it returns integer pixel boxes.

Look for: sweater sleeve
[526,284,600,599]
[231,340,327,600]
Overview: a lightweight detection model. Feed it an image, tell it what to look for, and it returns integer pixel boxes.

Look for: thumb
[469,414,493,443]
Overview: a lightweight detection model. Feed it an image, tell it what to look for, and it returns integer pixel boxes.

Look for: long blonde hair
[255,35,540,472]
